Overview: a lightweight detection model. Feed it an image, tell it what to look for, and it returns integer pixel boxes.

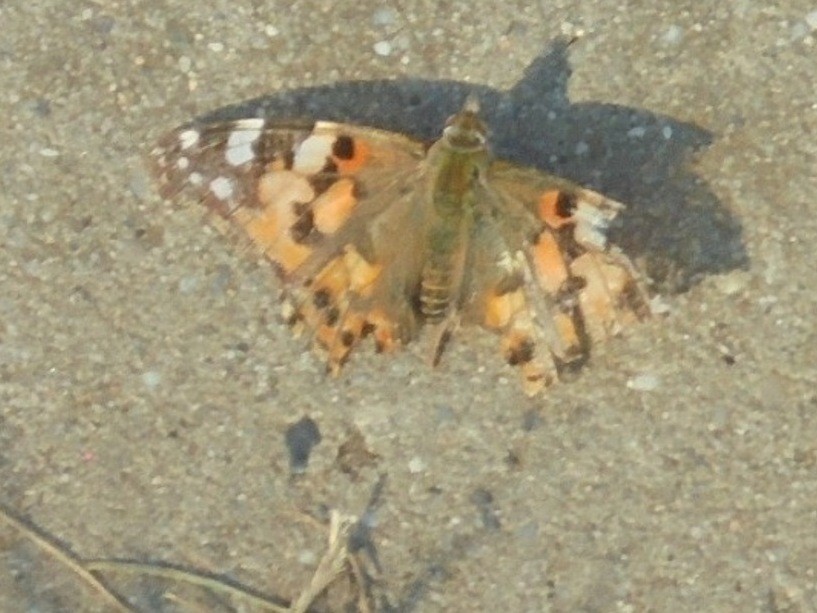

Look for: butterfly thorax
[419,107,490,321]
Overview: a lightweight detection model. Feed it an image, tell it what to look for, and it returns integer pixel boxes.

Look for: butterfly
[150,97,651,396]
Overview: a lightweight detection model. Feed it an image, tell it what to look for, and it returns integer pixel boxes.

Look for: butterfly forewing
[151,118,433,370]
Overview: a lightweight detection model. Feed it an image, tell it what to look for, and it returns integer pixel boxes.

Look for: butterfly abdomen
[419,236,457,321]
[419,148,479,322]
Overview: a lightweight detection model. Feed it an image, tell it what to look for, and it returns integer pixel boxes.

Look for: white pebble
[661,24,684,45]
[297,550,317,565]
[178,275,199,294]
[713,271,750,296]
[627,373,661,392]
[627,126,647,139]
[408,456,426,474]
[142,370,162,389]
[649,295,672,316]
[373,40,392,56]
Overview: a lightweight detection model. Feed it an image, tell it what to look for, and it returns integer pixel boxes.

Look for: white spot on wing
[232,118,265,130]
[188,172,204,186]
[178,129,200,150]
[573,201,618,250]
[225,119,264,166]
[209,176,234,200]
[292,134,334,174]
[176,157,189,170]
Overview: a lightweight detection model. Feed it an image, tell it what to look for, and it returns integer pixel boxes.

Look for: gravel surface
[2,1,816,611]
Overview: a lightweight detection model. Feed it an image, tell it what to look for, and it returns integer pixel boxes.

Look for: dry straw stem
[0,505,132,612]
[2,504,369,612]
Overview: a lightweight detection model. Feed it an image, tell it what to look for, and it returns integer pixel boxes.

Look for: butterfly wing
[150,119,429,371]
[465,160,652,395]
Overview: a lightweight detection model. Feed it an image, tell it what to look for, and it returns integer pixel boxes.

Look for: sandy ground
[2,1,816,611]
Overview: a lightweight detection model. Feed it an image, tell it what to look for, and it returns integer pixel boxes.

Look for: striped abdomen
[419,221,463,321]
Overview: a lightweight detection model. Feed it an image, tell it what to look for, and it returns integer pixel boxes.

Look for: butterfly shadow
[200,38,747,293]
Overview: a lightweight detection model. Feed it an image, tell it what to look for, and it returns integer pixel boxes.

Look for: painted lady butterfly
[150,97,651,396]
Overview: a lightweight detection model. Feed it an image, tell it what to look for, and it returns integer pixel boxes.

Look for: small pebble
[142,370,162,390]
[627,373,661,392]
[178,275,199,294]
[649,295,672,316]
[713,271,751,296]
[627,126,647,139]
[372,7,398,27]
[297,549,317,565]
[408,456,426,474]
[661,24,684,45]
[373,40,392,56]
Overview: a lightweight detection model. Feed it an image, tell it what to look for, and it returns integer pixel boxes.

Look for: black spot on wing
[332,135,355,160]
[553,225,585,260]
[312,288,331,309]
[554,191,577,218]
[290,208,315,243]
[493,272,525,296]
[325,306,340,326]
[506,338,535,366]
[322,158,339,174]
[253,127,303,167]
[310,173,340,196]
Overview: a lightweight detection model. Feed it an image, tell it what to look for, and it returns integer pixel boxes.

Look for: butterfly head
[442,97,487,152]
